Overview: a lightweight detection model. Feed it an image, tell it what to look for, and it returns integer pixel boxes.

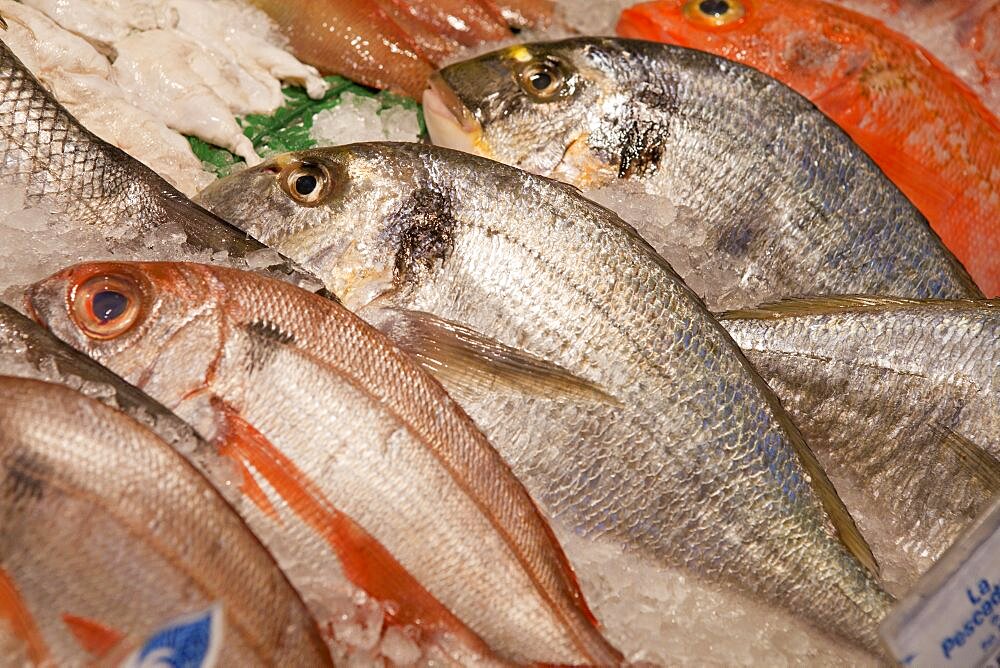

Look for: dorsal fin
[720,296,1000,321]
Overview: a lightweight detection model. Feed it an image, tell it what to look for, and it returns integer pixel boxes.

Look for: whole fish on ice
[721,297,1000,588]
[27,261,621,665]
[197,142,893,652]
[0,375,330,666]
[425,37,982,310]
[617,4,1000,296]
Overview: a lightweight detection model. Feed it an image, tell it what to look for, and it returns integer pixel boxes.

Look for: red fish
[379,0,511,46]
[618,0,1000,296]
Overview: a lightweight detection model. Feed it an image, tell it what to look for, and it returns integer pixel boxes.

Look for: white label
[882,500,1000,667]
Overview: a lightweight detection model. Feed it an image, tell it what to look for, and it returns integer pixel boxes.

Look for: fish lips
[423,73,492,159]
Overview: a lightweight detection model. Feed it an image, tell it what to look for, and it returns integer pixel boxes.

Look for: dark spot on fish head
[382,188,458,288]
[3,452,47,504]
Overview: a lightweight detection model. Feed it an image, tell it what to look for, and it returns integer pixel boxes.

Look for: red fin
[217,438,283,523]
[0,568,49,664]
[211,399,495,657]
[61,613,123,658]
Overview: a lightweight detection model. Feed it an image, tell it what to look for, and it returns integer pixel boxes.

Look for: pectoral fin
[364,306,621,407]
[937,426,1000,493]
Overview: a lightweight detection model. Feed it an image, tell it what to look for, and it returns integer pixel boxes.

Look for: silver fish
[195,142,893,652]
[0,375,331,666]
[423,37,981,311]
[721,296,1000,589]
[0,37,287,265]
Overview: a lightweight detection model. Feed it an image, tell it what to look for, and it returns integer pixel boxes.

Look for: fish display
[721,297,1000,587]
[26,260,621,665]
[195,142,893,652]
[424,37,983,311]
[616,3,1000,297]
[0,38,273,262]
[0,375,331,665]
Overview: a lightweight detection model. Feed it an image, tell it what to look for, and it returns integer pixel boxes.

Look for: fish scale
[196,141,893,651]
[0,38,271,259]
[27,260,621,666]
[0,376,331,666]
[426,37,982,311]
[722,298,1000,589]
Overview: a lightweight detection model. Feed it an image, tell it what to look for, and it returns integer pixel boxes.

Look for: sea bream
[26,261,621,665]
[195,142,893,653]
[721,297,1000,589]
[423,37,981,311]
[0,375,331,666]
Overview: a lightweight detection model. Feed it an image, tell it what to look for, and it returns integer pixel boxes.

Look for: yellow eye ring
[280,162,331,206]
[518,61,565,101]
[683,0,747,27]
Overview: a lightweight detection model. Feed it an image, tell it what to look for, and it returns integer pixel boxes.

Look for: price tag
[881,497,1000,667]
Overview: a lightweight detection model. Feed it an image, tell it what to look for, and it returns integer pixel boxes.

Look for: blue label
[121,604,223,668]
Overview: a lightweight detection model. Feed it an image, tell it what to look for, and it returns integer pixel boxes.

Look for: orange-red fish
[618,0,1000,296]
[27,261,623,665]
[479,0,561,29]
[249,0,434,98]
[380,0,511,46]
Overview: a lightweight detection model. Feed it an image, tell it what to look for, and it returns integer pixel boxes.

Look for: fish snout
[423,73,492,159]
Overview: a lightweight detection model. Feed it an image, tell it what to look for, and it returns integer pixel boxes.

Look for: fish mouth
[423,73,493,159]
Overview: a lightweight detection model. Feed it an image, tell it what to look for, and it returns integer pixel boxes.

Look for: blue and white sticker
[120,604,223,668]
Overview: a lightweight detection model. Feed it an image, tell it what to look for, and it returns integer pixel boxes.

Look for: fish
[194,142,893,652]
[0,375,331,666]
[423,37,983,311]
[378,0,511,47]
[615,4,1000,296]
[0,37,271,262]
[829,0,1000,114]
[248,0,435,99]
[1,300,479,663]
[479,0,562,30]
[26,261,622,666]
[720,296,1000,590]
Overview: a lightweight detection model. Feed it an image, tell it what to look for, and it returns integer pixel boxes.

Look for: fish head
[25,262,224,407]
[426,39,630,186]
[615,1,855,100]
[198,146,447,311]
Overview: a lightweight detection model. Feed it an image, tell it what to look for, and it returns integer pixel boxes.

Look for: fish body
[0,375,331,666]
[249,0,434,99]
[424,37,982,311]
[0,38,264,259]
[615,5,1000,296]
[721,297,1000,589]
[379,0,511,47]
[195,142,892,651]
[27,261,620,665]
[479,0,561,30]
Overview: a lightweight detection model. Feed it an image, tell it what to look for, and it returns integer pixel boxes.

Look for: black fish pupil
[92,290,127,323]
[530,70,553,91]
[699,0,730,15]
[295,174,317,196]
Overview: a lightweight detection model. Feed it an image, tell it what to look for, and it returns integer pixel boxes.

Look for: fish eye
[280,162,331,206]
[71,274,143,340]
[518,60,565,101]
[684,0,746,26]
